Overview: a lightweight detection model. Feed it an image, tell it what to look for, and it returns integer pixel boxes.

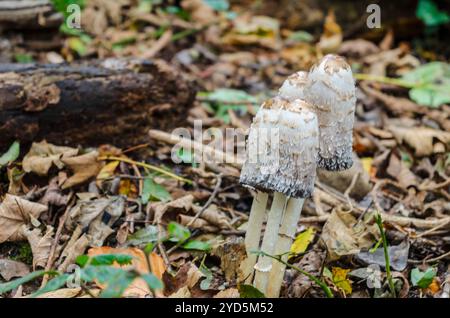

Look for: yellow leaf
[332,267,352,295]
[290,227,315,258]
[97,161,119,182]
[361,157,373,175]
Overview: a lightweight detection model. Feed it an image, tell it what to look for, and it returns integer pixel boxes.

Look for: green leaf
[141,273,164,291]
[416,0,450,27]
[203,0,229,11]
[141,178,171,204]
[0,270,56,294]
[411,267,436,288]
[238,284,265,298]
[31,274,71,297]
[176,147,195,165]
[199,265,213,290]
[126,225,159,247]
[98,269,136,298]
[198,89,258,123]
[76,254,133,267]
[287,31,314,43]
[79,266,136,298]
[182,240,211,251]
[51,0,85,16]
[14,54,34,63]
[0,141,20,167]
[402,62,450,107]
[167,222,191,243]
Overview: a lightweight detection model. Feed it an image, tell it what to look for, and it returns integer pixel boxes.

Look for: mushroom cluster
[240,54,356,297]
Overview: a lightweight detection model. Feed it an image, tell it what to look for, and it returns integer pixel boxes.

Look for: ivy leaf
[402,62,450,107]
[167,222,190,243]
[0,141,20,168]
[199,265,213,290]
[411,267,437,288]
[31,274,72,297]
[182,240,211,251]
[176,148,196,165]
[141,273,164,291]
[76,254,133,267]
[126,225,159,248]
[203,0,229,11]
[141,177,171,204]
[198,89,258,123]
[238,284,265,298]
[0,270,57,294]
[416,0,450,27]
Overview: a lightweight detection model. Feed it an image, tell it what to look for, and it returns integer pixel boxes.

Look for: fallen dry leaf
[388,125,450,157]
[22,225,54,269]
[68,196,125,247]
[57,226,90,272]
[0,259,30,281]
[181,0,216,27]
[22,141,78,176]
[61,151,102,189]
[212,237,246,283]
[222,15,280,49]
[190,204,232,230]
[35,288,82,298]
[0,194,47,243]
[214,288,240,298]
[39,177,69,206]
[321,209,379,260]
[87,246,166,297]
[317,10,342,54]
[338,39,380,58]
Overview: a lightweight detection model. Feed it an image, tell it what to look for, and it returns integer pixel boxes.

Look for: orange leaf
[87,246,166,297]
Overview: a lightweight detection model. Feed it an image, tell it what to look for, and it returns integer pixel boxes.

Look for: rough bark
[0,0,62,29]
[0,59,196,149]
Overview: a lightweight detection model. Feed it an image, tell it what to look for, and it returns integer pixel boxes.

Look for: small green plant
[411,267,437,288]
[0,253,163,297]
[374,213,396,297]
[0,141,20,168]
[254,250,334,298]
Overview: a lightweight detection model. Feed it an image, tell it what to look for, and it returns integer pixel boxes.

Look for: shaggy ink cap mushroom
[278,71,308,101]
[239,97,319,199]
[305,54,356,171]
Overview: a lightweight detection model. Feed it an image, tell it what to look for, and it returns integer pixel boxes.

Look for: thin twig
[41,192,75,287]
[186,173,222,227]
[98,155,192,184]
[408,250,450,264]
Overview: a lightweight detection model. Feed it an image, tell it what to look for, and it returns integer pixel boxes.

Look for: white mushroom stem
[253,192,287,293]
[242,191,268,284]
[266,197,305,297]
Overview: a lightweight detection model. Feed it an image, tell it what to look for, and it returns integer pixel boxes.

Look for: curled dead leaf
[0,194,47,243]
[22,141,78,176]
[321,208,379,260]
[22,225,54,269]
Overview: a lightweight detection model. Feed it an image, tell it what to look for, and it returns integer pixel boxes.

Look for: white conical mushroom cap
[240,97,319,198]
[278,71,308,101]
[306,54,356,171]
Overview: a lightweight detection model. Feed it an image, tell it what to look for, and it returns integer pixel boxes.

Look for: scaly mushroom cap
[239,97,319,198]
[306,54,356,171]
[278,71,308,101]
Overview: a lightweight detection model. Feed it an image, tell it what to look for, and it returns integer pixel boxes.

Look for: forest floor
[0,0,449,298]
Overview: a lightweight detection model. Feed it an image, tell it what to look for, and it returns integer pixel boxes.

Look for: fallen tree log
[0,0,62,29]
[0,59,196,150]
